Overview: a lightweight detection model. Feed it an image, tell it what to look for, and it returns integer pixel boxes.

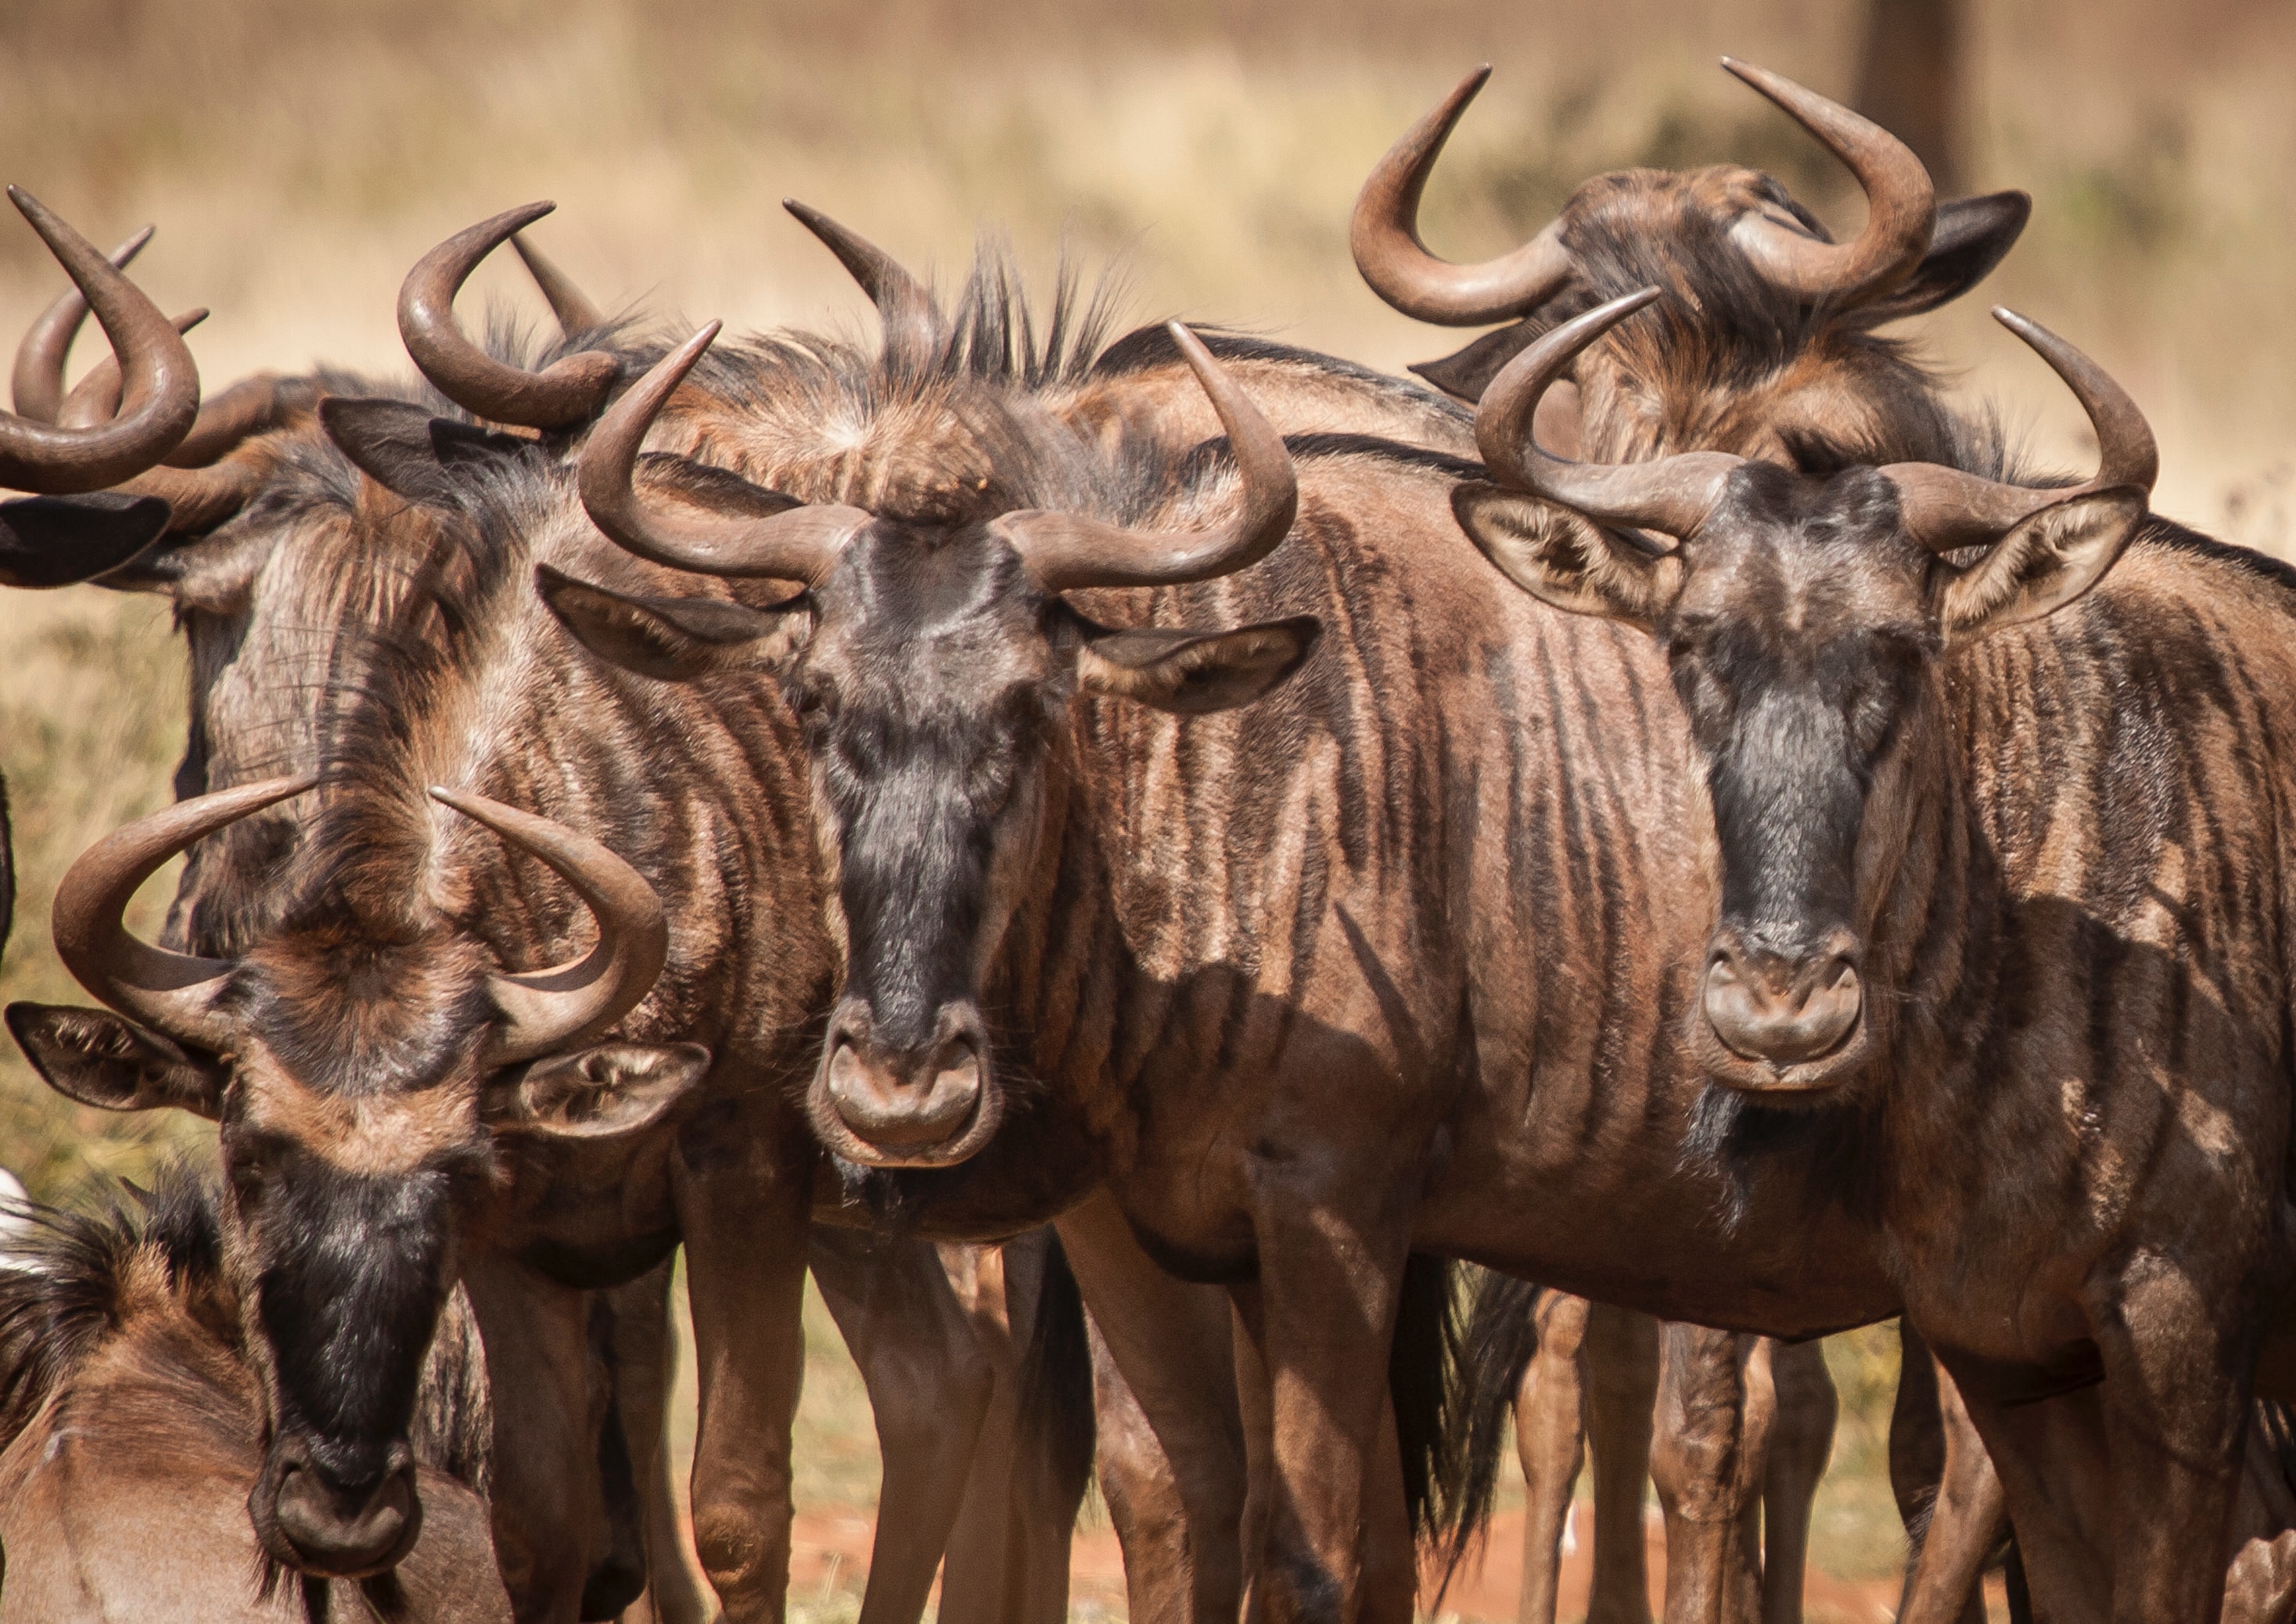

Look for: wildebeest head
[1455,289,2154,1098]
[9,778,694,1579]
[541,217,1315,1168]
[1353,60,2030,467]
[4,211,692,1578]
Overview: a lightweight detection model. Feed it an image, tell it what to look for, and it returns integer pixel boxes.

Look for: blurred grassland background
[0,1,2285,1613]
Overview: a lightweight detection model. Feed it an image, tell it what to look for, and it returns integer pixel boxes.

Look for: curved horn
[57,308,207,429]
[13,224,151,422]
[1351,68,1575,327]
[579,322,868,582]
[1882,309,2158,554]
[999,323,1298,593]
[164,372,316,469]
[429,787,668,1067]
[508,232,605,335]
[54,327,312,532]
[782,200,941,361]
[1478,287,1741,537]
[398,203,619,431]
[52,774,317,1050]
[0,190,199,494]
[1719,59,1937,307]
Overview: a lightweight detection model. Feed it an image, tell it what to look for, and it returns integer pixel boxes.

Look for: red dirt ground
[784,1500,2003,1621]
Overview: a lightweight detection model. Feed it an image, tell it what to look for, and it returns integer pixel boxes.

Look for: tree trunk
[1853,0,1964,192]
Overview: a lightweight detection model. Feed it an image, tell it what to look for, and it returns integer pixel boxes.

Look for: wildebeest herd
[2,52,2294,1624]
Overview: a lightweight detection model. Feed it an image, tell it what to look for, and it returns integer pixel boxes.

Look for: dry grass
[0,1,2287,1611]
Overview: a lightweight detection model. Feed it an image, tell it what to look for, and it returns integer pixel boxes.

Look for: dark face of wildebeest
[541,274,1315,1166]
[9,778,696,1579]
[1453,289,2155,1097]
[1353,58,2030,467]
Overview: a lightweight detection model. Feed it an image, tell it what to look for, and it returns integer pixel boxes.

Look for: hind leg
[1651,1322,1766,1624]
[1759,1338,1836,1624]
[810,1227,994,1624]
[1892,1324,2001,1624]
[1058,1191,1248,1623]
[1585,1305,1658,1624]
[604,1259,717,1624]
[1514,1291,1590,1624]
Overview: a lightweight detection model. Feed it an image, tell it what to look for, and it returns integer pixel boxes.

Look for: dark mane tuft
[0,1165,223,1446]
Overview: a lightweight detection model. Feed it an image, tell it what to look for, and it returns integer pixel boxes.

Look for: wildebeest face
[550,311,1311,1169]
[542,523,1315,1170]
[1460,289,2154,1101]
[796,525,1063,1167]
[7,785,698,1580]
[1655,465,1929,1092]
[1464,458,2147,1100]
[9,985,707,1578]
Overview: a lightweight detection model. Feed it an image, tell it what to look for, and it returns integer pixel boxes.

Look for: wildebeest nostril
[269,1457,423,1579]
[824,1026,984,1148]
[1702,944,1862,1067]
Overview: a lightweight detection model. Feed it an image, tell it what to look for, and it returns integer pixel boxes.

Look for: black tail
[1391,1252,1462,1548]
[1432,1269,1544,1581]
[1019,1227,1097,1517]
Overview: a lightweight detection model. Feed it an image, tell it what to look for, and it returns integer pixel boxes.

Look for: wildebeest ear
[1851,192,2032,327]
[537,563,809,682]
[1076,616,1320,714]
[1410,321,1543,404]
[1453,482,1681,629]
[320,397,533,507]
[0,493,172,589]
[1935,489,2146,636]
[485,1041,710,1140]
[5,1003,225,1119]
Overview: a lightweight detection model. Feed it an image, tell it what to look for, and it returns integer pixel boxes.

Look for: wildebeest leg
[1000,1232,1094,1624]
[1058,1191,1249,1622]
[1938,1359,2112,1621]
[584,1295,650,1622]
[460,1252,606,1624]
[1892,1324,2002,1624]
[1228,1183,1414,1624]
[1513,1290,1590,1624]
[1087,1320,1198,1622]
[1650,1323,1767,1624]
[1360,1387,1419,1624]
[1760,1338,1837,1624]
[606,1259,715,1624]
[676,1133,813,1624]
[939,1233,1085,1624]
[2089,1288,2255,1623]
[810,1227,993,1624]
[1583,1305,1660,1624]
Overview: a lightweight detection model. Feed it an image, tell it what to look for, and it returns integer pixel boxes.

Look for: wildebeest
[1453,284,2296,1619]
[1353,60,2044,1623]
[9,210,1108,1624]
[0,1169,512,1622]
